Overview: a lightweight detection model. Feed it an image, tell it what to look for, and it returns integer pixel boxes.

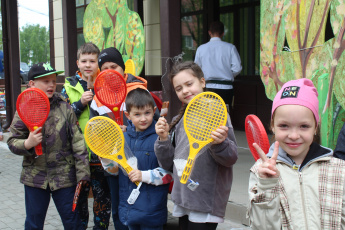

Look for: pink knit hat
[272,78,319,124]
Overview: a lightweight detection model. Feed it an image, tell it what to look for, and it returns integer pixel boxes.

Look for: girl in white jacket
[248,78,345,230]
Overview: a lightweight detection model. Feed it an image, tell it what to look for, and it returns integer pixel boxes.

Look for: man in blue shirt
[194,21,242,111]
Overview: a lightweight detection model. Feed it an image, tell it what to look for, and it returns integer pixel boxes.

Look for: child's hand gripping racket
[180,92,228,184]
[245,115,270,161]
[16,88,50,156]
[84,116,140,186]
[94,70,127,125]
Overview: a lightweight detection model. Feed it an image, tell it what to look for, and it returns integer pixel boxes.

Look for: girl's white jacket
[248,143,345,230]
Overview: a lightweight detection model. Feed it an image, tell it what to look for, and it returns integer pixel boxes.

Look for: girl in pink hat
[248,78,345,229]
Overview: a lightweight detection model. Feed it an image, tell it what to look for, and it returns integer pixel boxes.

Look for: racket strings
[185,95,227,142]
[18,91,49,124]
[95,74,126,105]
[247,121,265,146]
[85,118,123,157]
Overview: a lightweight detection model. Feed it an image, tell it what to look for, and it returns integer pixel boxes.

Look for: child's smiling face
[29,74,57,98]
[272,104,317,165]
[172,69,205,104]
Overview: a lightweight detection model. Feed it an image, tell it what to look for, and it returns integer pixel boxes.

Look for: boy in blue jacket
[101,88,172,230]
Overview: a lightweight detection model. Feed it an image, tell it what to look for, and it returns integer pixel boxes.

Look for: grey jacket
[154,115,238,217]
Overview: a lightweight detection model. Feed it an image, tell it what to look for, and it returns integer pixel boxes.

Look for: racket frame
[94,70,127,125]
[180,92,228,184]
[84,116,139,186]
[245,114,270,161]
[16,88,50,156]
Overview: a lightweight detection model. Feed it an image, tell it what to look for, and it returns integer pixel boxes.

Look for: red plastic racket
[94,69,127,125]
[245,115,270,161]
[72,181,82,212]
[16,88,50,156]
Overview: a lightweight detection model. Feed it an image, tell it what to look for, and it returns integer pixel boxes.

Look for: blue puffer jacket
[118,120,169,227]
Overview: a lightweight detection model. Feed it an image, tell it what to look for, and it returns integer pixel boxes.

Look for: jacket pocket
[59,150,75,165]
[22,157,34,167]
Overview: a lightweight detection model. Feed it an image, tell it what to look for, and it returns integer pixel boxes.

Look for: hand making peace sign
[253,141,280,178]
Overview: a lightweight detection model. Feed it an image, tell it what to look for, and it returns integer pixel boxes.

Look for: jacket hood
[126,73,144,84]
[266,142,333,171]
[126,119,156,139]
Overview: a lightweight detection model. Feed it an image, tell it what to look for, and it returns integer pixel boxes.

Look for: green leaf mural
[260,0,345,148]
[83,0,145,75]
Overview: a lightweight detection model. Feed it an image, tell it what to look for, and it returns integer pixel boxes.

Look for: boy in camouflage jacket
[7,63,90,230]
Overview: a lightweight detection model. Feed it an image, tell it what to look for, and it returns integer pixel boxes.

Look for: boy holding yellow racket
[90,47,160,230]
[101,88,172,229]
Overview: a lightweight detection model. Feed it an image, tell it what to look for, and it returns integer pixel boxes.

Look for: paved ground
[0,139,251,229]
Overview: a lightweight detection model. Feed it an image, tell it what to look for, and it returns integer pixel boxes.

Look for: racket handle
[123,165,140,186]
[113,110,123,125]
[180,158,194,184]
[115,117,123,126]
[35,143,43,156]
[72,181,83,212]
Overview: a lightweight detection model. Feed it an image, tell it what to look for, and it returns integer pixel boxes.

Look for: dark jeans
[24,185,83,230]
[77,165,111,230]
[107,175,129,230]
[178,215,218,230]
[206,88,234,112]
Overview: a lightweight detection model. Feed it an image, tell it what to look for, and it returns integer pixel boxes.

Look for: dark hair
[209,21,224,36]
[125,88,155,113]
[77,42,100,59]
[168,61,204,131]
[169,61,204,83]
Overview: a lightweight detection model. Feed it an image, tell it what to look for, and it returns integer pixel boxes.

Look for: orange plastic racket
[245,115,270,161]
[16,88,50,156]
[94,70,127,125]
[84,116,139,186]
[180,92,228,184]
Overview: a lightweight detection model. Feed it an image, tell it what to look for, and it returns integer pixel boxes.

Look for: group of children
[7,40,239,230]
[7,40,345,230]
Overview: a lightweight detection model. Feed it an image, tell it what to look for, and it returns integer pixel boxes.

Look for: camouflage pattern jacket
[7,93,90,191]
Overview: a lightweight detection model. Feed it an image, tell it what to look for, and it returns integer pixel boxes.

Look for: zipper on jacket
[299,172,308,230]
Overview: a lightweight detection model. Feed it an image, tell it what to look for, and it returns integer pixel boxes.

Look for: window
[220,1,260,75]
[182,16,193,22]
[180,0,204,61]
[76,0,88,48]
[180,0,260,75]
[183,36,194,49]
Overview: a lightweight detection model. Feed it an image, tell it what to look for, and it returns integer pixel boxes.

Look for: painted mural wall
[83,0,145,75]
[261,0,345,148]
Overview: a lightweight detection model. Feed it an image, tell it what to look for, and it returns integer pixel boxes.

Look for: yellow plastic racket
[180,92,227,184]
[84,116,139,186]
[125,59,136,75]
